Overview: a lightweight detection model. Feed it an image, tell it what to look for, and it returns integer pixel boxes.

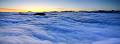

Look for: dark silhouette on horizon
[33,13,46,16]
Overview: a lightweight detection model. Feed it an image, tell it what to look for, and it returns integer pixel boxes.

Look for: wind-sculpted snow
[0,12,120,44]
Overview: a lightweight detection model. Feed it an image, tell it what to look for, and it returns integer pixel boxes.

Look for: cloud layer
[0,12,120,44]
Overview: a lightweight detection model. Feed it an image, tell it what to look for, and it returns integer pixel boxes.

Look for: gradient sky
[0,0,120,12]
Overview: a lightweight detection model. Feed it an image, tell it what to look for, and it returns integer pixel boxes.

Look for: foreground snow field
[0,12,120,44]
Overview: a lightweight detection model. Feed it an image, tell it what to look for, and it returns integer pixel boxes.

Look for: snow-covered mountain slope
[0,12,120,44]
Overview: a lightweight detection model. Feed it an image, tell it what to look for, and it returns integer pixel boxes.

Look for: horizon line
[0,8,120,12]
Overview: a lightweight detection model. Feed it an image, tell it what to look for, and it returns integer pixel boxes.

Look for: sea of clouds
[0,12,120,44]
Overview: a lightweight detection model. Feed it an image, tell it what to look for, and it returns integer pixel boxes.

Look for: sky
[0,0,120,12]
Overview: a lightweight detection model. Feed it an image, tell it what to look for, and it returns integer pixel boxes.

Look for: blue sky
[0,0,120,10]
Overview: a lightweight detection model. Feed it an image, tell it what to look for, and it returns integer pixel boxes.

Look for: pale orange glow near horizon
[0,8,98,12]
[0,0,119,12]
